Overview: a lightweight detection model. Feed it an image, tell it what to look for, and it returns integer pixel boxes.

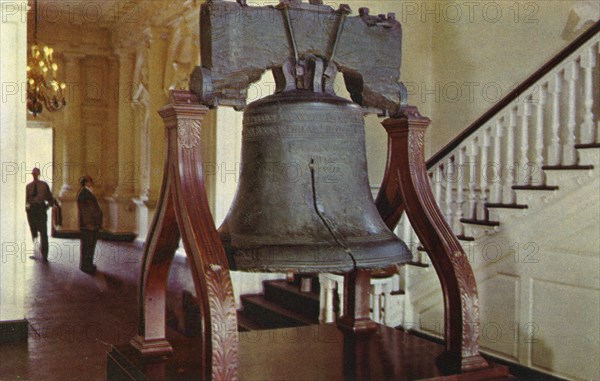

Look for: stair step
[460,218,500,227]
[542,165,594,170]
[236,311,262,332]
[406,261,429,268]
[512,184,559,191]
[485,203,528,209]
[574,142,600,149]
[240,294,318,329]
[289,274,321,293]
[263,280,320,320]
[457,234,475,241]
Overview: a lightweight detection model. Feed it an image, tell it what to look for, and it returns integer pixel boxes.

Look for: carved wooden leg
[131,151,181,357]
[132,91,238,381]
[380,107,489,373]
[165,95,238,381]
[375,130,405,229]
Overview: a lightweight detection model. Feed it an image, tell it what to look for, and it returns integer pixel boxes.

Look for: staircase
[237,278,320,331]
[167,268,320,334]
[392,22,600,381]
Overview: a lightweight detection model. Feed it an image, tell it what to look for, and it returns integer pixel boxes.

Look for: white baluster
[420,250,429,265]
[370,282,381,323]
[400,215,415,262]
[466,138,479,220]
[381,282,391,326]
[411,228,423,264]
[479,127,491,220]
[581,44,597,144]
[504,109,517,204]
[428,170,435,189]
[318,274,335,323]
[386,272,407,326]
[534,84,547,185]
[564,60,579,165]
[401,215,412,250]
[392,272,402,293]
[369,278,394,326]
[456,147,466,236]
[434,164,443,210]
[518,100,532,185]
[337,278,344,319]
[548,72,563,165]
[491,119,504,203]
[444,156,455,229]
[419,236,429,265]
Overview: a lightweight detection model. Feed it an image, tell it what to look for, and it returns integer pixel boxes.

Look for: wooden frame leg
[337,268,377,334]
[375,106,488,373]
[131,91,238,381]
[130,181,180,356]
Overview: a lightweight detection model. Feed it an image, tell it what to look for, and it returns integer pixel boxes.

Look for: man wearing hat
[77,175,103,274]
[25,167,53,261]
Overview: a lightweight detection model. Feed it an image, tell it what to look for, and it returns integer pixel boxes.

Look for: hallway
[0,238,143,381]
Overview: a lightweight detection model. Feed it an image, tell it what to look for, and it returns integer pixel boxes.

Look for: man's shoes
[80,265,97,274]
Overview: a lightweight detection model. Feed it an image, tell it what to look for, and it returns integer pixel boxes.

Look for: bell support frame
[131,92,498,379]
[130,90,238,381]
[375,106,491,373]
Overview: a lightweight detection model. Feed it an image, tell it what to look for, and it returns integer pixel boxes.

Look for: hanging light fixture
[27,0,66,116]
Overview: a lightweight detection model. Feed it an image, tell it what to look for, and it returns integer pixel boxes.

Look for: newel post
[377,106,489,372]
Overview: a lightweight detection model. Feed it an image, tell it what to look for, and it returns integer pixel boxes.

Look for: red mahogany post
[337,268,378,334]
[376,106,489,373]
[130,90,238,381]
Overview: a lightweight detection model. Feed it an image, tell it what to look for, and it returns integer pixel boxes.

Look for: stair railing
[319,272,401,327]
[321,22,599,331]
[397,21,600,246]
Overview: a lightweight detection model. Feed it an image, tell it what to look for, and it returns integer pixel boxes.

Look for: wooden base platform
[107,323,511,381]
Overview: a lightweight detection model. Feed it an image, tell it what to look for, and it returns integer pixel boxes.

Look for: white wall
[0,0,28,321]
[340,1,600,164]
[425,0,599,156]
[406,158,600,380]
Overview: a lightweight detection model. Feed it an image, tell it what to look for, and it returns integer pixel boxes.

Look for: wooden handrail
[426,19,600,169]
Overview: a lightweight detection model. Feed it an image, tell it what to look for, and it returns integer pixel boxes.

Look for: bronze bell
[218,57,411,273]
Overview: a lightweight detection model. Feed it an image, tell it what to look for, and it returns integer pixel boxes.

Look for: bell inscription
[219,91,410,272]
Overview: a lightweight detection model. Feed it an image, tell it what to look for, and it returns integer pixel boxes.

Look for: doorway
[25,120,54,234]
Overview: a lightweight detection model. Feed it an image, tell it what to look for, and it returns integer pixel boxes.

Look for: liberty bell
[191,0,411,273]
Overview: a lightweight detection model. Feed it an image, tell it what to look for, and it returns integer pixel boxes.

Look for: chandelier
[26,0,66,116]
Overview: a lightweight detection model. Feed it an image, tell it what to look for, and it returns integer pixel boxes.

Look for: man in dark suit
[77,175,103,274]
[26,167,53,261]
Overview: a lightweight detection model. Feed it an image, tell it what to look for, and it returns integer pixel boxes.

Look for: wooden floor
[1,237,516,381]
[109,322,513,381]
[0,237,142,381]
